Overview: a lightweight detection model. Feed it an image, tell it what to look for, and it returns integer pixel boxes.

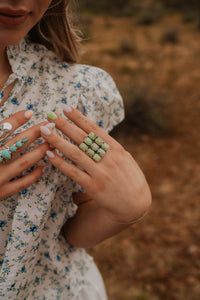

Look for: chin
[0,33,25,46]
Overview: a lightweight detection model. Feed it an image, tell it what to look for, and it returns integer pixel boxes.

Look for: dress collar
[6,37,47,86]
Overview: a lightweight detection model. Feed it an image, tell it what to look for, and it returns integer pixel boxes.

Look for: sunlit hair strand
[28,0,81,63]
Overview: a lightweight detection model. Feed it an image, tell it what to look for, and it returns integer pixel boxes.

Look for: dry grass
[80,13,200,300]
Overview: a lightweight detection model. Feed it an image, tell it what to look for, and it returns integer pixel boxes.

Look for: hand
[40,106,152,223]
[0,110,51,200]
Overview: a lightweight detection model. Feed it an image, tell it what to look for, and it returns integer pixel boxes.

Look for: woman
[0,0,151,299]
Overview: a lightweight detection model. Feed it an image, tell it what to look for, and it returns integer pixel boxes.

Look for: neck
[0,45,12,83]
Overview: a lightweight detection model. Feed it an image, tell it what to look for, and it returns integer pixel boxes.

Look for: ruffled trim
[75,65,125,133]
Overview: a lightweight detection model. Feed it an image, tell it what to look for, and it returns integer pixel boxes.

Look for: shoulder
[71,64,114,84]
[70,65,125,133]
[71,64,121,98]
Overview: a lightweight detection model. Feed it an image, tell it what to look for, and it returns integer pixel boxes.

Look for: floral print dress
[0,38,124,299]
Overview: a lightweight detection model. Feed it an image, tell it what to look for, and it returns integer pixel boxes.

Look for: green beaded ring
[0,138,29,163]
[79,132,109,162]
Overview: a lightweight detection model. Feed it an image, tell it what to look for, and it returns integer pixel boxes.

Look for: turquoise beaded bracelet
[79,132,109,162]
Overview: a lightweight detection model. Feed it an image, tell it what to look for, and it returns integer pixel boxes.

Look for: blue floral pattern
[0,37,124,299]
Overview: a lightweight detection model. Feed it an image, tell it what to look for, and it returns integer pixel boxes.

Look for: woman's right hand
[0,110,51,200]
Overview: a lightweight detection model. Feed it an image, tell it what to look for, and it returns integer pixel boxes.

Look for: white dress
[0,37,124,299]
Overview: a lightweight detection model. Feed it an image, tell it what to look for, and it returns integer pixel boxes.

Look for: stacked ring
[0,138,29,163]
[0,122,12,144]
[79,132,109,162]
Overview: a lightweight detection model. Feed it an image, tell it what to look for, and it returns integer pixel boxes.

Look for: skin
[0,0,52,47]
[0,0,52,84]
[0,0,152,248]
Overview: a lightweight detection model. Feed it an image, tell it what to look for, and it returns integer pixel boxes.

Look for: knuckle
[96,168,109,185]
[77,114,86,122]
[54,157,63,170]
[35,143,50,157]
[105,155,118,169]
[88,122,98,132]
[30,169,42,182]
[12,111,27,127]
[18,181,30,192]
[50,137,63,150]
[78,132,87,142]
[69,149,81,163]
[40,142,51,152]
[32,124,45,136]
[57,118,67,128]
[68,167,80,179]
[29,122,47,135]
[18,157,31,169]
[77,114,98,131]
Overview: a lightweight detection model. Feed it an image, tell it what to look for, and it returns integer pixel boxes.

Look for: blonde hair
[28,0,80,63]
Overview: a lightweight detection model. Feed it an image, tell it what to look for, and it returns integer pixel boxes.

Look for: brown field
[80,13,200,300]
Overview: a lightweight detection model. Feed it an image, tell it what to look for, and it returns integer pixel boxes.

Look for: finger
[0,166,46,200]
[0,110,34,141]
[46,111,87,145]
[62,106,118,146]
[47,107,117,147]
[40,126,97,175]
[46,150,92,188]
[0,142,51,184]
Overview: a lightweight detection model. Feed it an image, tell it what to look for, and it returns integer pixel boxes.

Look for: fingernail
[40,126,51,136]
[24,110,33,119]
[46,150,55,159]
[63,105,72,113]
[47,111,57,120]
[46,123,55,129]
[42,166,49,173]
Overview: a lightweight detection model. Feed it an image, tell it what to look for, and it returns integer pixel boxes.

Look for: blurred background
[75,0,200,299]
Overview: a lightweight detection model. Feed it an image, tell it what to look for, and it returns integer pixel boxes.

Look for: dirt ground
[80,14,200,300]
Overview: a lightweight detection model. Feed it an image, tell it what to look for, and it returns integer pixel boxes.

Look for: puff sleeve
[76,65,125,133]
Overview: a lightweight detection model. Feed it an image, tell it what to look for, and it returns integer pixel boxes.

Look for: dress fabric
[0,37,124,299]
[75,261,108,300]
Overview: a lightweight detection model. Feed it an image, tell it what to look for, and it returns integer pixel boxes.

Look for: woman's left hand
[40,105,151,223]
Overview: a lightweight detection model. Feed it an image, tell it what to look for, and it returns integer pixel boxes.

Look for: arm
[62,193,131,248]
